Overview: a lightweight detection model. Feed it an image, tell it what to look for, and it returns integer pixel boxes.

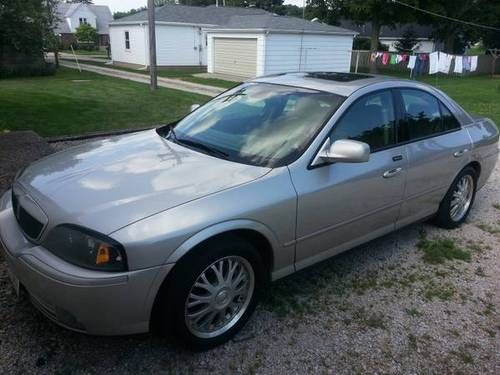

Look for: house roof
[338,21,436,40]
[111,5,356,35]
[55,3,113,35]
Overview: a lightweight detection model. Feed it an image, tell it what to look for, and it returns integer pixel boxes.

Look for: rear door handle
[383,167,403,178]
[453,149,469,157]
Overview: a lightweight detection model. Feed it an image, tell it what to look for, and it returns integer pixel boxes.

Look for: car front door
[289,89,408,271]
[394,88,472,228]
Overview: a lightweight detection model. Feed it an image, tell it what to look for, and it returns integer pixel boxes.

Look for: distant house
[55,2,113,48]
[339,21,441,53]
[109,5,357,78]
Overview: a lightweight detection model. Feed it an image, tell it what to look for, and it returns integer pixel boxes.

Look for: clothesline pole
[355,51,360,74]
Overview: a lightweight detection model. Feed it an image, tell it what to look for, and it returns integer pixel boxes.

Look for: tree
[0,0,59,76]
[394,27,420,53]
[114,7,147,20]
[342,0,414,72]
[475,1,500,50]
[305,0,343,26]
[75,23,98,49]
[353,37,388,51]
[415,0,485,54]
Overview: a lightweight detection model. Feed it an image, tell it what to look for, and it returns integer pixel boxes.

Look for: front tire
[159,235,265,350]
[434,166,477,229]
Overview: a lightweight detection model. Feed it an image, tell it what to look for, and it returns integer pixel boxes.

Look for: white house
[55,2,113,48]
[109,5,357,78]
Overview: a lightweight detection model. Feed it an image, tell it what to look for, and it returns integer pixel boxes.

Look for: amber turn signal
[96,245,111,265]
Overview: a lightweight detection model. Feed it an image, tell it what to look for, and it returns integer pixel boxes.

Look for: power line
[392,0,500,32]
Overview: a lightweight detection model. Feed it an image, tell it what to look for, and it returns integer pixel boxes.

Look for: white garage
[206,15,357,78]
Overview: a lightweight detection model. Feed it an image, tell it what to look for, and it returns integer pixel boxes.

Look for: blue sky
[93,0,303,13]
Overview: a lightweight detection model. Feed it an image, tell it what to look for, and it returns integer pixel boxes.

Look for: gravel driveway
[0,136,498,374]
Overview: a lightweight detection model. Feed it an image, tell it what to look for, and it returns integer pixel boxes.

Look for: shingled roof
[55,3,113,35]
[111,5,356,35]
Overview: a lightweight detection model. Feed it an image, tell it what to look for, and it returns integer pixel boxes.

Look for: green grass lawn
[60,58,238,89]
[0,68,209,137]
[419,75,500,126]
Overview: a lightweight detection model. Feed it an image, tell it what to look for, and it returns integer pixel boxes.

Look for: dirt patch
[0,137,498,374]
[0,131,53,195]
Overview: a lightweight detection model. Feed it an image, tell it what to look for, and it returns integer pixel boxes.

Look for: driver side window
[331,90,396,152]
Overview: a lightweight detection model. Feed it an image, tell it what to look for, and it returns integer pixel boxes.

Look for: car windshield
[167,83,344,167]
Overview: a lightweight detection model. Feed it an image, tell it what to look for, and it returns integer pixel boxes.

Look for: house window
[125,31,130,50]
[79,17,88,25]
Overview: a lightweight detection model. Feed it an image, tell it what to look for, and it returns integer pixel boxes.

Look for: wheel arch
[149,220,278,332]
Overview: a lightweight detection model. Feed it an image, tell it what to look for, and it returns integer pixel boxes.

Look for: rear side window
[331,90,396,152]
[440,102,461,131]
[400,89,460,140]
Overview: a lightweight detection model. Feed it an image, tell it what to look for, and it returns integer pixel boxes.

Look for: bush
[0,62,56,79]
[353,37,389,51]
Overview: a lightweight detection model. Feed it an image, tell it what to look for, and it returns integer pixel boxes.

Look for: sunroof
[306,72,374,82]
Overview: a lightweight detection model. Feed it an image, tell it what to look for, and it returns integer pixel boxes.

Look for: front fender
[165,219,281,264]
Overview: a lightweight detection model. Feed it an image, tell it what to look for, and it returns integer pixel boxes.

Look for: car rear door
[289,89,408,271]
[394,88,472,228]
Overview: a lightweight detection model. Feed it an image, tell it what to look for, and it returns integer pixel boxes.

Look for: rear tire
[158,235,265,350]
[434,166,477,229]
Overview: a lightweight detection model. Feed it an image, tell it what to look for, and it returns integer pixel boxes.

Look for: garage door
[214,38,257,78]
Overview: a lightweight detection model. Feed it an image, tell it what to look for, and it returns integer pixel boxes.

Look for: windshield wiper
[176,138,229,159]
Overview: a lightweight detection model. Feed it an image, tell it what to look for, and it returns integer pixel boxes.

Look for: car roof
[252,72,411,97]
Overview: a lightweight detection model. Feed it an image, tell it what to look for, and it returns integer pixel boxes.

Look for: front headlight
[43,225,128,272]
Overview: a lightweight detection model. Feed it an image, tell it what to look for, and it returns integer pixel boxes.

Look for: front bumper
[0,190,174,335]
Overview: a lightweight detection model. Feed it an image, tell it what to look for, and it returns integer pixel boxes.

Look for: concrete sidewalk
[59,61,223,97]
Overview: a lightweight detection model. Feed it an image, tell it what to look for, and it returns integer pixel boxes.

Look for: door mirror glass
[190,104,201,112]
[314,139,370,165]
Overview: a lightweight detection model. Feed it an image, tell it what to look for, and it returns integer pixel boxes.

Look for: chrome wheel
[185,256,255,339]
[450,174,474,222]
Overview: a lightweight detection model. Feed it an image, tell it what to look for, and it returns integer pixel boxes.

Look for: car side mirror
[190,104,201,112]
[312,138,370,166]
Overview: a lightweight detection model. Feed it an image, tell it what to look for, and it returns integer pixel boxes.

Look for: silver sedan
[1,72,498,349]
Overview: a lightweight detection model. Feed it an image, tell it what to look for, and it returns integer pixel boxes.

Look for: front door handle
[453,149,469,158]
[383,167,403,178]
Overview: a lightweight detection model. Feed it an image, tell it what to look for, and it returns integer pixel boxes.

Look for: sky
[93,0,303,13]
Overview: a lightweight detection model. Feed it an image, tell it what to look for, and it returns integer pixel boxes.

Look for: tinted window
[170,83,344,167]
[331,90,396,152]
[440,102,461,131]
[400,89,459,140]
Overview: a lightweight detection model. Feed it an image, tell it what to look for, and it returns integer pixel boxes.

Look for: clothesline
[368,51,479,77]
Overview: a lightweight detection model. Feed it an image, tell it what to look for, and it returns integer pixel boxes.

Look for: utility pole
[148,0,158,90]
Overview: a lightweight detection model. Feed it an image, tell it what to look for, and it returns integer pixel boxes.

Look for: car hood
[17,130,270,234]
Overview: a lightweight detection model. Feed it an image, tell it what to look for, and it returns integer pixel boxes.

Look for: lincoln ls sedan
[1,72,498,349]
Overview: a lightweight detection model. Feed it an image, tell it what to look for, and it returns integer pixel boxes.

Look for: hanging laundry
[382,53,390,65]
[470,56,478,72]
[463,56,471,71]
[370,53,377,63]
[429,52,439,74]
[407,55,417,70]
[416,54,428,76]
[438,52,453,74]
[454,56,463,73]
[390,54,397,64]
